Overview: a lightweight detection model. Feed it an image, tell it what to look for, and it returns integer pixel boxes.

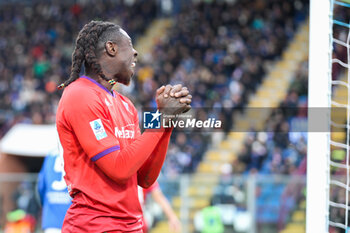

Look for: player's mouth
[131,60,137,68]
[129,61,136,77]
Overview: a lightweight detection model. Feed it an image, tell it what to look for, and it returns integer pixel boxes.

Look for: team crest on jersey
[89,119,107,140]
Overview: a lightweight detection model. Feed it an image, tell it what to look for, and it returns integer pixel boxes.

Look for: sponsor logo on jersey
[115,124,135,139]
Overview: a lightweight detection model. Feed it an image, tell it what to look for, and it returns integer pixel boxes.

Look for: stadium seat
[292,210,305,223]
[280,223,305,233]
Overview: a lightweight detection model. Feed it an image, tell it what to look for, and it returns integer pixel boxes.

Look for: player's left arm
[137,85,192,188]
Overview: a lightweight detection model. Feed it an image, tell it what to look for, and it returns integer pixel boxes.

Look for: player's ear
[105,41,118,57]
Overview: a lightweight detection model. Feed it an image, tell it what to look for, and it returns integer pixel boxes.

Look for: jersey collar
[80,76,116,97]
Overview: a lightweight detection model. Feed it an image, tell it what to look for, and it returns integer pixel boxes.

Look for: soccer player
[56,20,191,233]
[37,148,72,233]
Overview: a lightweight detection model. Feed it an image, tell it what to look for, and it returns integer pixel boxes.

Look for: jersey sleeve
[63,89,120,161]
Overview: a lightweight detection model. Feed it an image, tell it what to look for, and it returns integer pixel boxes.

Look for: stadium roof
[0,123,58,157]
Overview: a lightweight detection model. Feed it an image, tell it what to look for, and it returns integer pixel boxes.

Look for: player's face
[113,29,138,85]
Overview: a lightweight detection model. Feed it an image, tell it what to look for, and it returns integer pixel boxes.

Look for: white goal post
[307,0,332,232]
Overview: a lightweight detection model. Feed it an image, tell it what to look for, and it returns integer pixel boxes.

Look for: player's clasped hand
[156,84,192,118]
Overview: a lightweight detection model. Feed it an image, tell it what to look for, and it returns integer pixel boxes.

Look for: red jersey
[56,76,143,232]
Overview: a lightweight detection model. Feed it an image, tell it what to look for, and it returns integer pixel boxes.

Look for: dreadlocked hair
[58,21,121,89]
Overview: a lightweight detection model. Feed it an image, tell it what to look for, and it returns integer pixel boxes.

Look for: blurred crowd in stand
[237,59,308,176]
[130,0,308,176]
[211,59,308,231]
[0,0,156,137]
